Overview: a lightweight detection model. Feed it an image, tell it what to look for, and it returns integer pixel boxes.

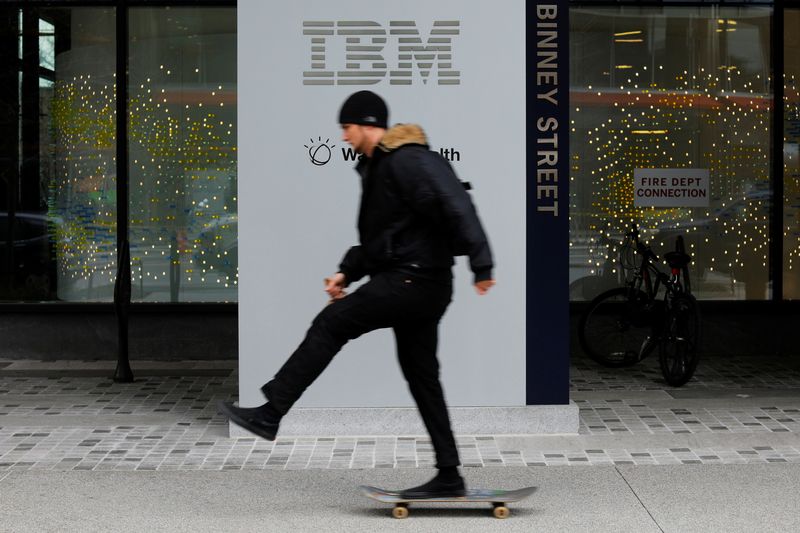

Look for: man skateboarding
[219,90,495,498]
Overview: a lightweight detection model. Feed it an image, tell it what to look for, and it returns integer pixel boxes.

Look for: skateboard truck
[390,500,510,519]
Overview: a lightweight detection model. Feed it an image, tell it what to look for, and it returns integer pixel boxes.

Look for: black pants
[261,271,460,469]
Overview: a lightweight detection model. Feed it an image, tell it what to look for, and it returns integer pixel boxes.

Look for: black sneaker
[399,474,467,499]
[217,401,280,441]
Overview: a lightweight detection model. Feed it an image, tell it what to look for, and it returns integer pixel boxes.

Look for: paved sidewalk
[2,354,800,531]
[2,464,799,532]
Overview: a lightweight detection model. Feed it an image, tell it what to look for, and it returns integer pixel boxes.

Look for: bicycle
[578,224,701,387]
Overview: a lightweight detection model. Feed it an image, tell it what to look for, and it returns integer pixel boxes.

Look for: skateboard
[359,485,537,519]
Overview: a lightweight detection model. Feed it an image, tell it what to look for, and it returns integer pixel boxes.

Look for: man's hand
[324,272,347,302]
[474,279,496,295]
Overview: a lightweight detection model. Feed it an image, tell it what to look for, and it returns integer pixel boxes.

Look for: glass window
[569,6,772,301]
[0,7,116,302]
[39,18,55,72]
[128,7,237,302]
[785,9,800,299]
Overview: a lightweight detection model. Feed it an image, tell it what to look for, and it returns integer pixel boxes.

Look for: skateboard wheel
[493,505,510,519]
[392,505,409,519]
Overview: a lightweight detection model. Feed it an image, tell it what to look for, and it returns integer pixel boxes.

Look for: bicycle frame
[619,224,692,359]
[622,225,687,303]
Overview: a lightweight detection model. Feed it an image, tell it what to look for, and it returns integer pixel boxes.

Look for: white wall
[238,0,526,408]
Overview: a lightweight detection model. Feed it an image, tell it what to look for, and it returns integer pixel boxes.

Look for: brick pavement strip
[2,355,800,471]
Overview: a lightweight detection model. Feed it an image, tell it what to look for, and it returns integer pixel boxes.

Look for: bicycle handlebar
[632,237,658,263]
[623,222,691,295]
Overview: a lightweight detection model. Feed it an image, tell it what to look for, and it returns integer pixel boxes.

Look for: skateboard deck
[359,485,537,519]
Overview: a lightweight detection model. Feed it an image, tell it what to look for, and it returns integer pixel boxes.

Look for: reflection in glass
[39,19,54,71]
[784,10,800,299]
[129,8,237,302]
[569,7,772,301]
[0,8,116,302]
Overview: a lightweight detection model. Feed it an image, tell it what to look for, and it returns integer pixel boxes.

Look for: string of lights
[570,64,774,297]
[48,65,237,298]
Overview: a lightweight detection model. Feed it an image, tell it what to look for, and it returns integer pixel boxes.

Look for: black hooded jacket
[338,124,494,285]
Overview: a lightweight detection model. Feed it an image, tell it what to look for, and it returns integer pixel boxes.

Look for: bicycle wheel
[658,293,701,386]
[578,287,653,367]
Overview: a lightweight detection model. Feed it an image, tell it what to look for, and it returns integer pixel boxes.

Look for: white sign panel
[634,168,710,207]
[238,0,526,408]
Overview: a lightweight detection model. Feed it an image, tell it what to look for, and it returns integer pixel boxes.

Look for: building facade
[0,0,797,362]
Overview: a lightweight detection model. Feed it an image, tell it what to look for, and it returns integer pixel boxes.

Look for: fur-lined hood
[378,124,428,152]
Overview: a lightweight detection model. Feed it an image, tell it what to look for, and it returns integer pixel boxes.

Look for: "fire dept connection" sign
[633,168,710,208]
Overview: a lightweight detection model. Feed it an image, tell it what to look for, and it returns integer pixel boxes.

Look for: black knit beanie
[338,90,388,128]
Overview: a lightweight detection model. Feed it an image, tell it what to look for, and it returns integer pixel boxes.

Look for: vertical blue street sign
[527,1,569,405]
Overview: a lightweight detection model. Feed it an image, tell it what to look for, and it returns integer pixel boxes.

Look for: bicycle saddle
[663,250,691,269]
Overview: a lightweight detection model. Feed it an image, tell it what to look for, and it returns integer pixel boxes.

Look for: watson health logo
[304,137,336,166]
[305,136,462,166]
[303,20,460,86]
[304,137,362,166]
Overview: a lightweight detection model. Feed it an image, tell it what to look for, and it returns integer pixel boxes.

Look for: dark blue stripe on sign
[527,1,569,405]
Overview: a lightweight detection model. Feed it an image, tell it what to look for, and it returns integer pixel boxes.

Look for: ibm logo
[303,20,461,86]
